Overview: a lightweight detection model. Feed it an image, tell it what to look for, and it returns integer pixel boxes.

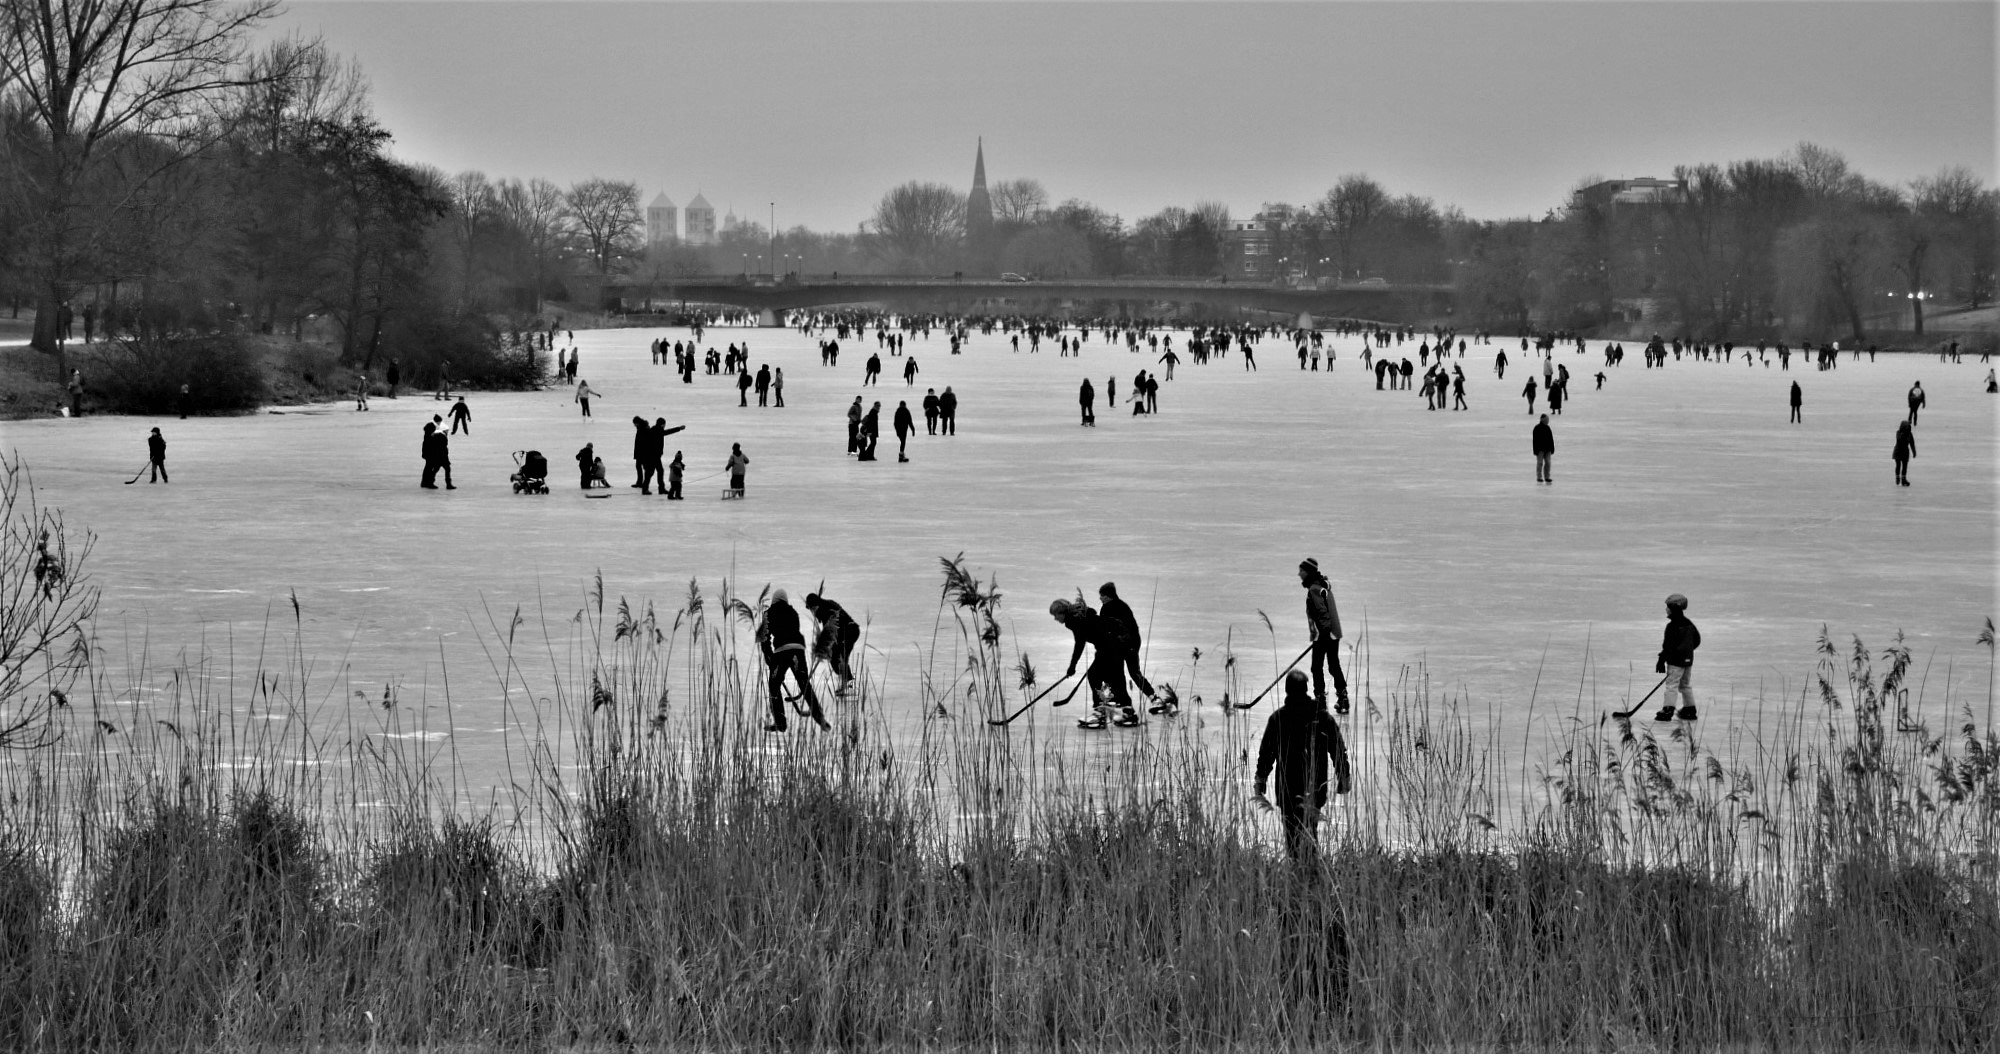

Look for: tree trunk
[1911,295,1924,335]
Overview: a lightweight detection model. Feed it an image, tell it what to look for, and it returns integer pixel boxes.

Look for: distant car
[1357,277,1388,287]
[1000,272,1030,283]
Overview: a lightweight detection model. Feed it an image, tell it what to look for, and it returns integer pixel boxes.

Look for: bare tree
[445,170,496,309]
[0,0,290,363]
[563,178,642,276]
[989,177,1049,225]
[867,181,964,271]
[495,176,565,313]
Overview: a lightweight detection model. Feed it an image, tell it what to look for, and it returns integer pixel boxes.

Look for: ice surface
[3,326,1993,790]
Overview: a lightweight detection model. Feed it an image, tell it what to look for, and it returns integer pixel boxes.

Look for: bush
[82,333,266,414]
[378,312,543,392]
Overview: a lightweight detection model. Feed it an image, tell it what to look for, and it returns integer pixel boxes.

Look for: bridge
[573,274,1456,325]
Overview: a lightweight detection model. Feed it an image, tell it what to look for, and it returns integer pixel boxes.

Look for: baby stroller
[511,450,549,494]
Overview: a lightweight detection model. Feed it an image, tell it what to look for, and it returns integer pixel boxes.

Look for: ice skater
[145,427,168,483]
[805,592,861,692]
[1654,594,1701,721]
[1079,377,1096,426]
[1097,582,1158,709]
[1298,558,1348,712]
[448,397,471,435]
[893,400,914,462]
[1789,381,1802,424]
[1907,381,1926,426]
[1050,597,1137,729]
[757,589,829,733]
[1253,669,1351,861]
[725,442,750,498]
[1893,420,1916,486]
[575,379,598,417]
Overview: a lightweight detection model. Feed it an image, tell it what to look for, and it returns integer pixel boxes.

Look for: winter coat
[1658,612,1701,670]
[1304,579,1342,640]
[1532,421,1554,456]
[1256,682,1349,807]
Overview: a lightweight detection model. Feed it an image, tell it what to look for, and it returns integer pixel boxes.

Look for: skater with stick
[805,593,862,692]
[1299,558,1349,713]
[1253,669,1351,861]
[1654,593,1701,721]
[757,589,829,733]
[144,428,168,483]
[1050,597,1138,729]
[1097,582,1157,707]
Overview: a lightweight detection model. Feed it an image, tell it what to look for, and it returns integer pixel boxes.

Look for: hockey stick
[122,461,150,484]
[1232,643,1315,710]
[1611,674,1672,720]
[986,672,1079,727]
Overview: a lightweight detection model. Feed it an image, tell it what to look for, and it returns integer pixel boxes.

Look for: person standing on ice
[847,396,864,454]
[448,397,471,435]
[1654,594,1700,722]
[1298,558,1349,713]
[1050,598,1137,729]
[145,428,168,484]
[1078,377,1095,426]
[757,589,828,733]
[1521,376,1537,413]
[864,352,882,386]
[1892,420,1916,487]
[938,386,958,435]
[574,379,598,418]
[1532,413,1555,484]
[893,400,914,462]
[1096,582,1157,708]
[1906,381,1926,426]
[724,443,749,498]
[1790,381,1803,424]
[805,593,861,692]
[1254,669,1351,861]
[923,388,941,433]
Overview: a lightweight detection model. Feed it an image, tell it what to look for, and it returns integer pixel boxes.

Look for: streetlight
[769,202,776,280]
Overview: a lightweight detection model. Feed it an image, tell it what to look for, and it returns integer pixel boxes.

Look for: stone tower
[646,192,678,244]
[964,138,996,275]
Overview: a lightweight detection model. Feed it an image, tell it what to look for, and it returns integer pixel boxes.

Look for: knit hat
[1666,593,1688,610]
[1098,582,1119,599]
[1299,557,1322,578]
[804,593,821,609]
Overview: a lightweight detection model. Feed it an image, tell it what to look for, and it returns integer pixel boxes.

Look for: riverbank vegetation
[1,482,1994,1050]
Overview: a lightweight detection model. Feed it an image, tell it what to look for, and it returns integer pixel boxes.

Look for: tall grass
[0,555,1993,1051]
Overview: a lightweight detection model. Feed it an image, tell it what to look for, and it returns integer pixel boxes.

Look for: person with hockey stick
[1253,669,1351,861]
[1298,558,1349,713]
[1049,597,1138,729]
[757,589,829,733]
[805,592,861,692]
[1654,593,1701,721]
[1096,582,1158,709]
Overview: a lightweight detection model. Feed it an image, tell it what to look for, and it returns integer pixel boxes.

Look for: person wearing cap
[757,590,827,733]
[145,428,168,484]
[1253,669,1351,861]
[1532,413,1555,483]
[1298,558,1348,713]
[805,593,861,692]
[1050,597,1137,729]
[1654,594,1701,721]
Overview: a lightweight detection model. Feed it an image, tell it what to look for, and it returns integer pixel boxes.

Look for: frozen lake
[3,323,1994,796]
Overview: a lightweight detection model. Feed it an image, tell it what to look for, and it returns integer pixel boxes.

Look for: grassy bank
[0,545,1994,1052]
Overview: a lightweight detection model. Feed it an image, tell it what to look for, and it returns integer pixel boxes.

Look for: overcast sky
[273,1,1997,231]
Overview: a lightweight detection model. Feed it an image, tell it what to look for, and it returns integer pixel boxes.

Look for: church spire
[965,138,995,274]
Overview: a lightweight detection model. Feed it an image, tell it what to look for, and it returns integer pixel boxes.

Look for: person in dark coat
[755,364,771,406]
[857,401,881,461]
[847,396,864,454]
[666,451,684,499]
[1893,420,1916,486]
[1254,669,1351,861]
[1532,413,1555,483]
[736,367,753,407]
[1522,376,1537,413]
[805,593,861,692]
[1298,558,1348,712]
[938,386,957,435]
[757,589,828,733]
[1789,381,1802,423]
[1654,593,1701,721]
[1079,377,1095,426]
[923,388,941,433]
[1050,597,1136,728]
[386,358,401,398]
[1906,381,1925,426]
[630,416,652,488]
[146,427,169,484]
[893,400,915,462]
[1096,582,1156,705]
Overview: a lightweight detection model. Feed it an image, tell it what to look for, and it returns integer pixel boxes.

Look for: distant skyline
[274,1,1996,231]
